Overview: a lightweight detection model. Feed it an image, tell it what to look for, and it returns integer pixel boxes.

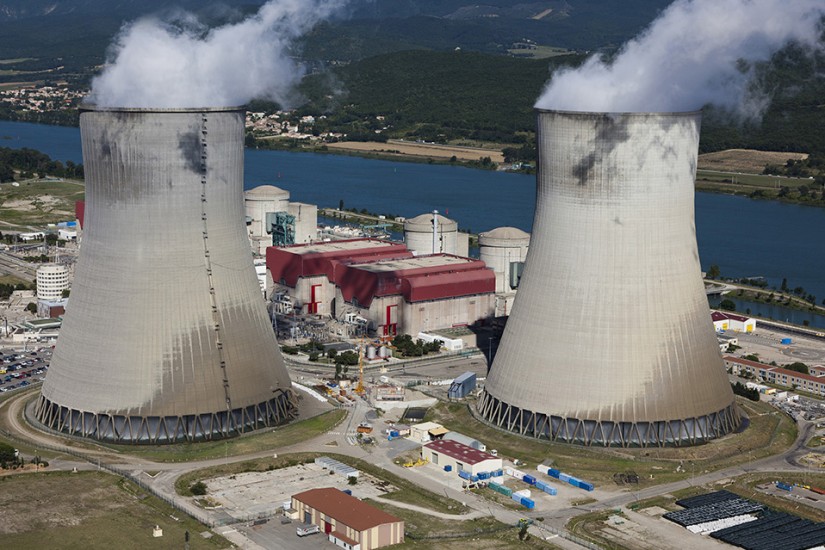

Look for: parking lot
[0,347,51,393]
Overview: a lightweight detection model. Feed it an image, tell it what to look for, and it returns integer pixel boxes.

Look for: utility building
[244,185,317,255]
[422,439,501,476]
[292,488,404,550]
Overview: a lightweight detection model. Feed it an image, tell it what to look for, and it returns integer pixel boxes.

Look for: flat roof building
[292,488,404,550]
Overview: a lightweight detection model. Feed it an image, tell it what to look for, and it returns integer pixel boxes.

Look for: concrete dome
[404,213,457,232]
[479,227,530,247]
[245,185,289,201]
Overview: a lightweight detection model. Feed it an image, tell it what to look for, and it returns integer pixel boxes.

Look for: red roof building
[422,439,502,475]
[292,487,404,550]
[711,311,756,333]
[724,355,825,396]
[267,239,496,336]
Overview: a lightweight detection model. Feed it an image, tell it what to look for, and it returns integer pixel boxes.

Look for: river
[1,119,823,299]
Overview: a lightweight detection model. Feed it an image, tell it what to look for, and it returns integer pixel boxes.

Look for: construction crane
[355,338,366,394]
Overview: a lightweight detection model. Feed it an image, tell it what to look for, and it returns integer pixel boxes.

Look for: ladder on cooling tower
[198,113,233,419]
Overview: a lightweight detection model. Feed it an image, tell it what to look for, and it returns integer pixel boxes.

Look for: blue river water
[1,119,823,300]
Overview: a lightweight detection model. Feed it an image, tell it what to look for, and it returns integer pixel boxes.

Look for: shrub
[190,481,208,496]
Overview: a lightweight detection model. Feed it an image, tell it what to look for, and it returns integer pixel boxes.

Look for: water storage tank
[478,227,530,293]
[404,212,459,256]
[36,106,298,444]
[378,346,391,358]
[479,109,739,447]
[366,345,377,360]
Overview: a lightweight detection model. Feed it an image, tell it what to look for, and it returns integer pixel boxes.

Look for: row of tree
[0,147,83,182]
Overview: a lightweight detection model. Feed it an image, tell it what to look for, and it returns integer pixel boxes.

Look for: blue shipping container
[444,465,452,472]
[559,474,570,482]
[578,481,595,492]
[511,493,522,503]
[776,482,793,491]
[520,497,536,509]
[548,469,560,478]
[781,338,792,345]
[458,470,471,480]
[523,475,537,485]
[471,475,479,482]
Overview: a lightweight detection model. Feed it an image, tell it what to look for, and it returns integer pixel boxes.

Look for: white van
[296,524,320,537]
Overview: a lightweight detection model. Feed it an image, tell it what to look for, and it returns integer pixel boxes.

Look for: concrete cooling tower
[35,107,297,444]
[478,110,740,447]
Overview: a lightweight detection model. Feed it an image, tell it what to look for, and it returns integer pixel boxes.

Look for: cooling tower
[478,109,739,447]
[35,106,297,444]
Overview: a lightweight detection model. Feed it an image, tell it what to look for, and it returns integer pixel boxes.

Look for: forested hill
[298,47,825,156]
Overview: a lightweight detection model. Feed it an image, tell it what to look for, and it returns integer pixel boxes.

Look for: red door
[384,304,397,336]
[308,284,321,314]
[324,521,332,534]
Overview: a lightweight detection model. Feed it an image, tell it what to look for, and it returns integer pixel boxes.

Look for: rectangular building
[724,355,825,397]
[422,439,502,476]
[292,488,404,550]
[712,311,756,333]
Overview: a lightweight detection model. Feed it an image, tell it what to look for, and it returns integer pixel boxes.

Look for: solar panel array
[665,490,825,550]
[711,510,825,550]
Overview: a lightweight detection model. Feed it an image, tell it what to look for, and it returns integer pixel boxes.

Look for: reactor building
[478,109,740,447]
[35,106,297,444]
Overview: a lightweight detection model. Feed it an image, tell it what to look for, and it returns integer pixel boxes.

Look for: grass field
[425,398,796,488]
[325,139,505,163]
[0,178,84,227]
[0,274,30,286]
[0,471,229,549]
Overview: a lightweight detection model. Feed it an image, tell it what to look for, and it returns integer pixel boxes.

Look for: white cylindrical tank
[36,264,69,300]
[366,345,377,360]
[378,346,391,358]
[404,212,458,255]
[36,106,297,444]
[479,227,530,293]
[479,109,739,447]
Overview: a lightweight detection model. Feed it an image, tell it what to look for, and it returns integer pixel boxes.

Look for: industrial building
[442,431,486,451]
[291,488,404,550]
[409,421,448,443]
[36,107,297,444]
[724,356,825,397]
[267,238,495,336]
[422,439,502,476]
[245,184,317,255]
[478,226,530,317]
[404,211,469,256]
[479,110,739,447]
[448,371,477,399]
[36,264,69,301]
[712,311,756,333]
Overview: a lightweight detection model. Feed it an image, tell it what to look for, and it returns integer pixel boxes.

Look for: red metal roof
[711,311,752,323]
[293,488,402,532]
[424,439,499,465]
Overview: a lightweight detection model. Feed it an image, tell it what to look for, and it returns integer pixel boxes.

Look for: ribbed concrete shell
[36,107,297,444]
[478,110,739,447]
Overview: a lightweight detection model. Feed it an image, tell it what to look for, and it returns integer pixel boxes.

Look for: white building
[422,439,502,476]
[36,264,69,301]
[711,311,756,333]
[409,421,447,443]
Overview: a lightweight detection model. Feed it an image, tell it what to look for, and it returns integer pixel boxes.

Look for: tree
[327,348,338,360]
[338,199,344,210]
[785,362,809,374]
[706,264,721,279]
[190,481,207,496]
[719,299,736,311]
[25,302,37,314]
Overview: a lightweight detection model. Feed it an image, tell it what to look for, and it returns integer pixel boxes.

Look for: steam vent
[478,109,740,447]
[36,107,297,444]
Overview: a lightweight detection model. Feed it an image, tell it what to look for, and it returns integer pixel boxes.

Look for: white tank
[366,345,377,360]
[478,109,739,447]
[478,227,530,293]
[36,106,297,444]
[404,212,458,255]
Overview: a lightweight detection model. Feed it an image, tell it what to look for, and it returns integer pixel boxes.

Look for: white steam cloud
[536,0,825,115]
[89,0,346,108]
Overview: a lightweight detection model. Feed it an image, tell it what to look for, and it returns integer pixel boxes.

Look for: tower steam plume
[536,0,825,116]
[89,0,346,108]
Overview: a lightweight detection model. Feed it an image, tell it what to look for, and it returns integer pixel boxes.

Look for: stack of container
[538,465,594,492]
[489,481,512,497]
[511,489,535,509]
[458,470,480,482]
[535,479,558,496]
[776,481,793,492]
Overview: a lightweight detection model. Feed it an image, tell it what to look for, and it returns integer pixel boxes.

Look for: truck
[296,524,320,537]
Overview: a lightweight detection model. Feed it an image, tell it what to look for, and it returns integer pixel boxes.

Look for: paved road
[3,381,822,550]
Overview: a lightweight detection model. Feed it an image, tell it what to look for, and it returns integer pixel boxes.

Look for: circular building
[404,212,460,256]
[478,227,530,293]
[36,264,69,301]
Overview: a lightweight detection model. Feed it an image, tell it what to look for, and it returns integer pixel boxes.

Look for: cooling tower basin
[35,106,298,444]
[478,109,740,447]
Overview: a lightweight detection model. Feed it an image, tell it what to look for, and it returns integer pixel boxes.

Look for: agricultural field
[698,149,808,174]
[0,178,83,227]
